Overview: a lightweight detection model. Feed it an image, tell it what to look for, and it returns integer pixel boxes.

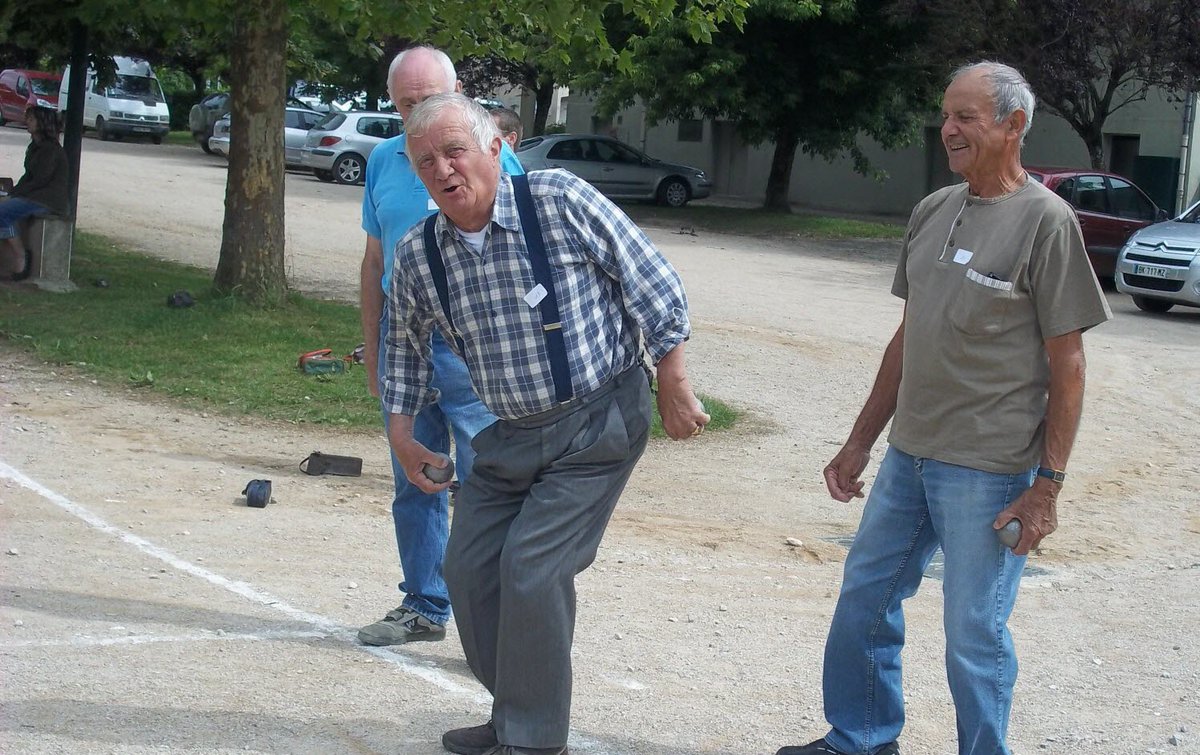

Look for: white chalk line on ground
[0,461,488,703]
[1,461,616,754]
[0,628,329,649]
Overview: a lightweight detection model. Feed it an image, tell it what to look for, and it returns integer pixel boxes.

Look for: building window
[677,119,703,142]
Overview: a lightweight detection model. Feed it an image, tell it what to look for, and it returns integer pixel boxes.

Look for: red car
[1026,166,1168,278]
[0,68,62,126]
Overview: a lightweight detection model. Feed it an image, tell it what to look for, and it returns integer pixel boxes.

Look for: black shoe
[481,747,568,755]
[9,247,32,282]
[442,721,498,755]
[776,739,899,755]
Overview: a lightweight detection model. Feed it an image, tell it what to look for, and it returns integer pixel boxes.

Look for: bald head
[387,46,461,121]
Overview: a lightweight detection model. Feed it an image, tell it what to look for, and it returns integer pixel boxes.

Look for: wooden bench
[22,214,76,292]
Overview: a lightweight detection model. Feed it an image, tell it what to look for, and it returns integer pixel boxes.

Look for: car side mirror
[1157,208,1170,221]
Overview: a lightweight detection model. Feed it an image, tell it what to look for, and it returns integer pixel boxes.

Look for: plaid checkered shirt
[382,169,691,420]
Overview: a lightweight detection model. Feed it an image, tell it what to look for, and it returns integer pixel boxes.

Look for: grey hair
[952,61,1036,142]
[386,46,457,103]
[405,93,501,159]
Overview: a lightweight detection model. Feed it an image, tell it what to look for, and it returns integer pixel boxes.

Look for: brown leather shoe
[442,721,498,755]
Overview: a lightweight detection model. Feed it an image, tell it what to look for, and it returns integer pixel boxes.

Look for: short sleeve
[1029,218,1112,338]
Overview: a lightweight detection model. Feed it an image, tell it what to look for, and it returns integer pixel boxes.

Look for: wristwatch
[1036,466,1066,483]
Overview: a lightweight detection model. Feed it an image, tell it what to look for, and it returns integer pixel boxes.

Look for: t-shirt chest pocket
[947,266,1017,336]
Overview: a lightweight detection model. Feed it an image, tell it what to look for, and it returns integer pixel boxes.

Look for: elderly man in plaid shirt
[381,92,708,755]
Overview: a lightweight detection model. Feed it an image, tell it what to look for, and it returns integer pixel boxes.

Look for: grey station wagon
[516,134,711,207]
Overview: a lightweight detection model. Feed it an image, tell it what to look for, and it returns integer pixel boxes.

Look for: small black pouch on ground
[299,451,363,477]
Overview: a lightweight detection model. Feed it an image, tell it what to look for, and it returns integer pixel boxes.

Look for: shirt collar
[432,172,520,242]
[395,132,408,156]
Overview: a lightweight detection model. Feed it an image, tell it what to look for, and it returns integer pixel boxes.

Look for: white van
[58,56,170,143]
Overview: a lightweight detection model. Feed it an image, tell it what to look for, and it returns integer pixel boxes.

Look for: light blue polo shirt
[362,133,524,292]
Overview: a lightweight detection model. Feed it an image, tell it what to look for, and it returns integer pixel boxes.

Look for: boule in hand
[997,519,1022,549]
[422,453,455,484]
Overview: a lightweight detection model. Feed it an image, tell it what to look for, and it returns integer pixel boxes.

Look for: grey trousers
[444,365,652,749]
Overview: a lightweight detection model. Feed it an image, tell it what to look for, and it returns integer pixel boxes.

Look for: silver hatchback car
[299,111,403,185]
[1115,200,1200,313]
[208,106,323,169]
[516,134,711,207]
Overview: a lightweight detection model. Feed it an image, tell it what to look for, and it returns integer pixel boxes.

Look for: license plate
[1132,263,1171,279]
[133,126,152,133]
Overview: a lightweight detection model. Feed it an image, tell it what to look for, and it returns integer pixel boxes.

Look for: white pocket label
[966,268,1014,291]
[953,248,974,265]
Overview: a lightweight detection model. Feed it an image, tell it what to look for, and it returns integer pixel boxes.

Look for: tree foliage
[581,0,942,211]
[905,0,1200,169]
[3,0,749,304]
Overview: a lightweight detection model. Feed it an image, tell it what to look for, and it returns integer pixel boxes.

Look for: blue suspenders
[421,174,575,403]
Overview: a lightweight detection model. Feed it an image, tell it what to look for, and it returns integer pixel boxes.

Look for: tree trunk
[532,80,554,136]
[214,0,288,305]
[764,129,800,213]
[1084,130,1105,169]
[189,69,206,99]
[63,21,89,221]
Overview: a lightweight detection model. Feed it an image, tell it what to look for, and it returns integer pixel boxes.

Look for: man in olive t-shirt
[776,63,1110,755]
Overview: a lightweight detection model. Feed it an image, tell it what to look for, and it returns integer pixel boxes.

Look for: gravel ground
[1,126,1198,755]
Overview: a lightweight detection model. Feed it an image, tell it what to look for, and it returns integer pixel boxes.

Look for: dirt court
[1,129,1198,755]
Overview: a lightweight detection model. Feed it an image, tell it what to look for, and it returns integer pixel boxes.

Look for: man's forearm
[1041,331,1087,472]
[360,238,384,347]
[845,321,905,451]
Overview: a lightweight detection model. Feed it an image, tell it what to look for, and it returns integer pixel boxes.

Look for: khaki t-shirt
[889,178,1111,473]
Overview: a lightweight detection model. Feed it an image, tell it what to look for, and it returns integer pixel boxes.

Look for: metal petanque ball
[422,453,455,484]
[997,519,1022,549]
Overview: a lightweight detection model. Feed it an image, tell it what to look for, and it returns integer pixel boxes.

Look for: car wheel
[1132,295,1174,314]
[151,135,162,145]
[0,112,6,127]
[333,153,366,185]
[97,116,111,141]
[313,169,335,183]
[197,135,213,154]
[658,178,690,208]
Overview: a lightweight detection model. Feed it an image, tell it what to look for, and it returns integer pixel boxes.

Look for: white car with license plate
[1115,200,1200,313]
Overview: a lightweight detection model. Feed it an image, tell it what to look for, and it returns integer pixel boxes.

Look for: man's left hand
[657,382,709,440]
[994,478,1060,556]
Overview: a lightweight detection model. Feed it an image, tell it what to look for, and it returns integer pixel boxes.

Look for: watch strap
[1036,466,1066,483]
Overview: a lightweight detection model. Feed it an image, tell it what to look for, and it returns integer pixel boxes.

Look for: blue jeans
[822,446,1033,755]
[380,329,496,625]
[0,197,50,239]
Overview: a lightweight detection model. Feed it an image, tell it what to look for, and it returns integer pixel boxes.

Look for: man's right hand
[391,436,454,495]
[824,443,871,502]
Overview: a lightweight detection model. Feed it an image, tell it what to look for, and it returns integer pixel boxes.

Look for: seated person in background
[1,107,69,281]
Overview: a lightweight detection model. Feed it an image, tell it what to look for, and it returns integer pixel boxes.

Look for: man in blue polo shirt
[358,45,525,646]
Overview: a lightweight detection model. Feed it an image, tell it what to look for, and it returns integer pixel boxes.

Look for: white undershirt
[454,225,487,254]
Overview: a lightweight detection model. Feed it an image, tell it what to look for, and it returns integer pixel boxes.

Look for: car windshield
[30,77,58,96]
[107,75,165,102]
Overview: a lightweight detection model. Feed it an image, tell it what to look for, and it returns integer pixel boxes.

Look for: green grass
[0,233,738,437]
[165,130,196,146]
[623,203,905,241]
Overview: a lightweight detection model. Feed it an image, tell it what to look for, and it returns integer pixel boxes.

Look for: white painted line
[0,461,488,704]
[0,628,329,649]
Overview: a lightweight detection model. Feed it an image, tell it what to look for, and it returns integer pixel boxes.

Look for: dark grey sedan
[516,134,711,207]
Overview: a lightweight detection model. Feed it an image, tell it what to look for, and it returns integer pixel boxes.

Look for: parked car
[188,91,230,153]
[1114,200,1200,313]
[516,134,712,207]
[299,111,403,184]
[1027,167,1168,278]
[0,69,61,125]
[208,106,324,169]
[58,56,169,143]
